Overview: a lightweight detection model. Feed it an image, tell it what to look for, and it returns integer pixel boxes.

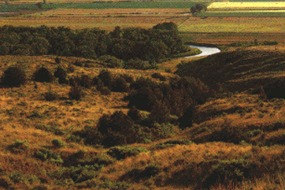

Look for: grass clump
[107,146,148,160]
[34,148,63,164]
[52,139,65,148]
[7,140,29,154]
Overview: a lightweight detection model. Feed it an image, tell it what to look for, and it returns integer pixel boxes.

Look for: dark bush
[99,55,124,68]
[77,111,148,147]
[54,66,67,80]
[52,139,64,148]
[178,105,196,129]
[43,90,59,101]
[149,101,170,124]
[69,85,83,100]
[151,72,166,81]
[98,86,111,95]
[1,66,27,87]
[127,107,143,121]
[121,165,160,182]
[120,74,134,83]
[7,140,29,154]
[98,70,113,89]
[153,22,178,31]
[79,75,93,89]
[263,79,285,99]
[127,87,158,111]
[55,57,61,64]
[124,59,157,70]
[107,146,147,160]
[33,67,53,83]
[112,76,129,92]
[203,159,255,188]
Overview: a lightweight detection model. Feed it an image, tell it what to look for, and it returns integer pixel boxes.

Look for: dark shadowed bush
[55,57,61,64]
[263,79,285,99]
[54,67,67,81]
[33,67,53,83]
[69,85,83,101]
[112,76,129,92]
[151,73,166,81]
[149,101,170,124]
[127,107,143,121]
[43,90,59,101]
[127,77,209,117]
[1,66,27,87]
[99,55,124,68]
[98,70,113,89]
[178,105,196,129]
[121,164,160,182]
[107,146,147,160]
[79,75,93,89]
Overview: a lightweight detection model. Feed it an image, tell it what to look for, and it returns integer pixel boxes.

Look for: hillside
[177,49,285,92]
[0,47,284,189]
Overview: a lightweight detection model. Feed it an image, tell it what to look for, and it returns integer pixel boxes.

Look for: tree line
[0,22,187,61]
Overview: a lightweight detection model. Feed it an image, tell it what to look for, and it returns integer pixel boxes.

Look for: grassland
[0,46,285,189]
[0,1,285,189]
[0,8,284,45]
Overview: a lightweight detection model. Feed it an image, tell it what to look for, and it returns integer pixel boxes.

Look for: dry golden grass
[0,53,284,189]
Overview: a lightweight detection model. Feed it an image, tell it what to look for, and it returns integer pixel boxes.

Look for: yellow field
[208,2,285,10]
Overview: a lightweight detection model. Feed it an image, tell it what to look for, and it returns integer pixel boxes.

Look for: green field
[0,1,201,12]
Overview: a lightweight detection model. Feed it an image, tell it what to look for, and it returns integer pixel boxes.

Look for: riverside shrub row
[0,22,187,62]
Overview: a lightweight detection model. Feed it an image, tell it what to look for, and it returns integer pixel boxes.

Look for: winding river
[186,44,221,58]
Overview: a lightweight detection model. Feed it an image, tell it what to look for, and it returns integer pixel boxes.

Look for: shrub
[99,55,124,68]
[178,105,196,129]
[127,87,158,111]
[51,166,98,184]
[153,140,192,150]
[120,74,134,83]
[127,107,143,121]
[1,66,27,87]
[69,85,83,100]
[43,90,59,101]
[52,139,64,148]
[149,101,170,124]
[7,140,29,153]
[121,164,160,182]
[112,76,129,92]
[98,86,111,95]
[79,75,93,88]
[34,148,63,164]
[263,79,285,99]
[54,67,67,80]
[98,70,113,89]
[124,59,157,70]
[33,67,53,83]
[153,22,178,31]
[151,72,166,81]
[203,159,255,188]
[35,124,64,136]
[55,57,61,64]
[207,120,249,144]
[107,146,147,160]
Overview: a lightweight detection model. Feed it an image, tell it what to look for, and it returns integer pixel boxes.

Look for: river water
[186,44,221,58]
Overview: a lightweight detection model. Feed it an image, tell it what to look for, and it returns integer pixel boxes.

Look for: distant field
[208,2,285,10]
[204,2,285,17]
[0,1,202,12]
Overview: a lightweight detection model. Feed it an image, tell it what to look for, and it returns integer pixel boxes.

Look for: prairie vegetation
[0,1,285,189]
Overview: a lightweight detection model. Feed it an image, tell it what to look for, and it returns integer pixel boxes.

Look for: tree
[190,4,207,16]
